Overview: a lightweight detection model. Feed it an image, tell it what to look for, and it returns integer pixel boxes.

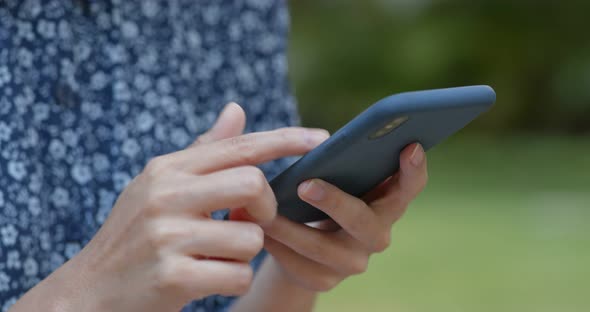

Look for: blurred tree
[288,0,590,134]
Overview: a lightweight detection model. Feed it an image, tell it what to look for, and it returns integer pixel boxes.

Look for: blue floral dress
[0,1,299,310]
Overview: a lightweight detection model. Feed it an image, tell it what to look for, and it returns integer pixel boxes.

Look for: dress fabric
[0,0,298,310]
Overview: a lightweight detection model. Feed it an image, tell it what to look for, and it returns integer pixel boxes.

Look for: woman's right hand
[10,104,330,312]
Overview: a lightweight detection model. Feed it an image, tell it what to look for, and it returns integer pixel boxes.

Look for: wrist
[265,257,318,297]
[231,256,317,312]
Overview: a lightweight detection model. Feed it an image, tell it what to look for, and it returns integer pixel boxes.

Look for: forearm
[9,257,90,312]
[231,256,317,312]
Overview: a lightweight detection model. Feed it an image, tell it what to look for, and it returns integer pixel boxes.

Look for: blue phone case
[270,85,496,223]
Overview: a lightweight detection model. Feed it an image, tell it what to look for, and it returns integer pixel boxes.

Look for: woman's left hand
[260,143,428,292]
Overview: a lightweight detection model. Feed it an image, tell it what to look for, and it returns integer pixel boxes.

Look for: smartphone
[270,85,496,223]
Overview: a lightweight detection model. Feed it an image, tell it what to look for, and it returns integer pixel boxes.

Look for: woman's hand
[10,103,330,312]
[260,143,428,293]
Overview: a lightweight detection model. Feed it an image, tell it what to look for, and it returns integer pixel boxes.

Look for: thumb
[192,102,246,146]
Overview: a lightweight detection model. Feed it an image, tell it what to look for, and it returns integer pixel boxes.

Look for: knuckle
[230,136,258,163]
[347,208,371,235]
[144,220,185,252]
[158,188,180,205]
[229,135,249,147]
[276,127,297,140]
[323,187,339,207]
[235,223,265,258]
[279,126,302,138]
[241,167,267,198]
[154,260,185,293]
[144,221,169,249]
[232,266,254,295]
[144,193,163,216]
[194,132,211,145]
[310,274,339,293]
[145,156,171,175]
[304,238,327,261]
[320,187,342,211]
[248,225,265,252]
[144,188,175,216]
[279,128,308,148]
[347,256,369,275]
[372,230,391,253]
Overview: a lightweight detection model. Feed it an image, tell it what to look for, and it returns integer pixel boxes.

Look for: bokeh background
[287,1,590,311]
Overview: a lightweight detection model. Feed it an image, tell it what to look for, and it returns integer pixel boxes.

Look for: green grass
[317,134,590,311]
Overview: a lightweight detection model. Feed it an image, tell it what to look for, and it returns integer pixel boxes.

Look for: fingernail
[304,129,330,147]
[410,143,424,167]
[298,179,325,201]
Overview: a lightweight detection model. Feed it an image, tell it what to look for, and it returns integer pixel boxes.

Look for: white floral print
[0,1,299,310]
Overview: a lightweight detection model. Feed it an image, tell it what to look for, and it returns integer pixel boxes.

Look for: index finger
[172,127,330,174]
[372,143,428,224]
